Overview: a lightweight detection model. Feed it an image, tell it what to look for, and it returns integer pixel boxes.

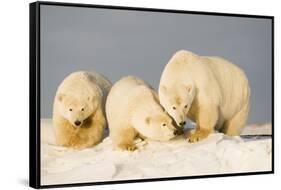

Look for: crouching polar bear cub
[53,71,112,149]
[159,50,250,143]
[106,76,177,151]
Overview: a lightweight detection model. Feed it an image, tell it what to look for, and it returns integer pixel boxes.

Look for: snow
[40,119,272,186]
[241,123,272,135]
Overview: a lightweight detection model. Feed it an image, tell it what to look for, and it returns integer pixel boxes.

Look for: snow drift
[40,119,272,185]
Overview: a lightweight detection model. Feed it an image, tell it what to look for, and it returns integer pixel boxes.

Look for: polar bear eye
[69,108,72,111]
[162,123,166,127]
[81,108,84,111]
[184,105,188,108]
[172,106,176,110]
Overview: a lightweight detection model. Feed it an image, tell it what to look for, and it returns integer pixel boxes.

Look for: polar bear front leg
[113,127,138,151]
[88,108,106,145]
[71,109,106,149]
[68,131,84,149]
[53,116,75,147]
[187,105,218,143]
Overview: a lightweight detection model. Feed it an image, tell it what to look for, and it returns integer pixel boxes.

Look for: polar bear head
[135,112,176,141]
[130,85,177,141]
[146,113,177,141]
[56,93,99,127]
[159,83,195,127]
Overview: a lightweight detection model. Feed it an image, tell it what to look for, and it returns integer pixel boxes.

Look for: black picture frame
[29,1,274,189]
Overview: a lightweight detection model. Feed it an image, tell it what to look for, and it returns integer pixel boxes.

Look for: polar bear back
[160,50,250,121]
[106,76,154,131]
[203,56,250,116]
[56,71,112,107]
[86,70,112,98]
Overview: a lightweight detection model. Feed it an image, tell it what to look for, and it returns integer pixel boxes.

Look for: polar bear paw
[187,129,210,143]
[119,143,137,151]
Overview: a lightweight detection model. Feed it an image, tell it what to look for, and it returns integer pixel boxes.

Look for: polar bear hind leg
[221,102,250,136]
[187,104,218,143]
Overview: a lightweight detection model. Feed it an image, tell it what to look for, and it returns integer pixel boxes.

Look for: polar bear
[159,50,250,143]
[106,76,177,151]
[53,71,112,149]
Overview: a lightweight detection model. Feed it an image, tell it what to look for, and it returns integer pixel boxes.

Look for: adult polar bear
[106,76,177,151]
[53,71,112,149]
[159,50,250,143]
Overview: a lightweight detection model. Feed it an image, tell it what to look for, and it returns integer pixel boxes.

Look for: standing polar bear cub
[53,71,112,149]
[106,76,177,151]
[159,50,250,143]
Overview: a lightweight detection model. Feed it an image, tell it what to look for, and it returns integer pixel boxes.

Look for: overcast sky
[40,5,272,124]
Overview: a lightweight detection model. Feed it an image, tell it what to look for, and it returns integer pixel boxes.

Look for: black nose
[74,120,81,126]
[179,121,186,126]
[174,128,184,135]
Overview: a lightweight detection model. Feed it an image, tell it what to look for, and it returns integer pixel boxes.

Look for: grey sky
[40,5,272,124]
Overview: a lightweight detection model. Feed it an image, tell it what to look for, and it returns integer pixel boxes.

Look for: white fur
[53,71,112,148]
[106,76,176,150]
[159,50,250,136]
[53,71,111,126]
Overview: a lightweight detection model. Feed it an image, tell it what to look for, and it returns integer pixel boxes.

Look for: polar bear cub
[159,50,250,143]
[53,71,112,149]
[106,76,177,151]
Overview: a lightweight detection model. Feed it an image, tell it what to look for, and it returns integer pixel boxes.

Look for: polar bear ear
[160,86,168,94]
[145,117,151,124]
[57,93,65,102]
[186,84,193,93]
[87,96,94,102]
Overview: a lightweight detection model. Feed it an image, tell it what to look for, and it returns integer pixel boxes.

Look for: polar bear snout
[173,128,184,135]
[74,120,82,126]
[173,115,187,127]
[179,121,186,126]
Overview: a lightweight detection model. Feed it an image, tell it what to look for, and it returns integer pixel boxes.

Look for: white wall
[0,0,279,189]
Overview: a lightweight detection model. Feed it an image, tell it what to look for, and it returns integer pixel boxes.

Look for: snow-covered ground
[40,119,272,185]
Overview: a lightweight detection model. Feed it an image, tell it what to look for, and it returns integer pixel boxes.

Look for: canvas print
[29,1,273,188]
